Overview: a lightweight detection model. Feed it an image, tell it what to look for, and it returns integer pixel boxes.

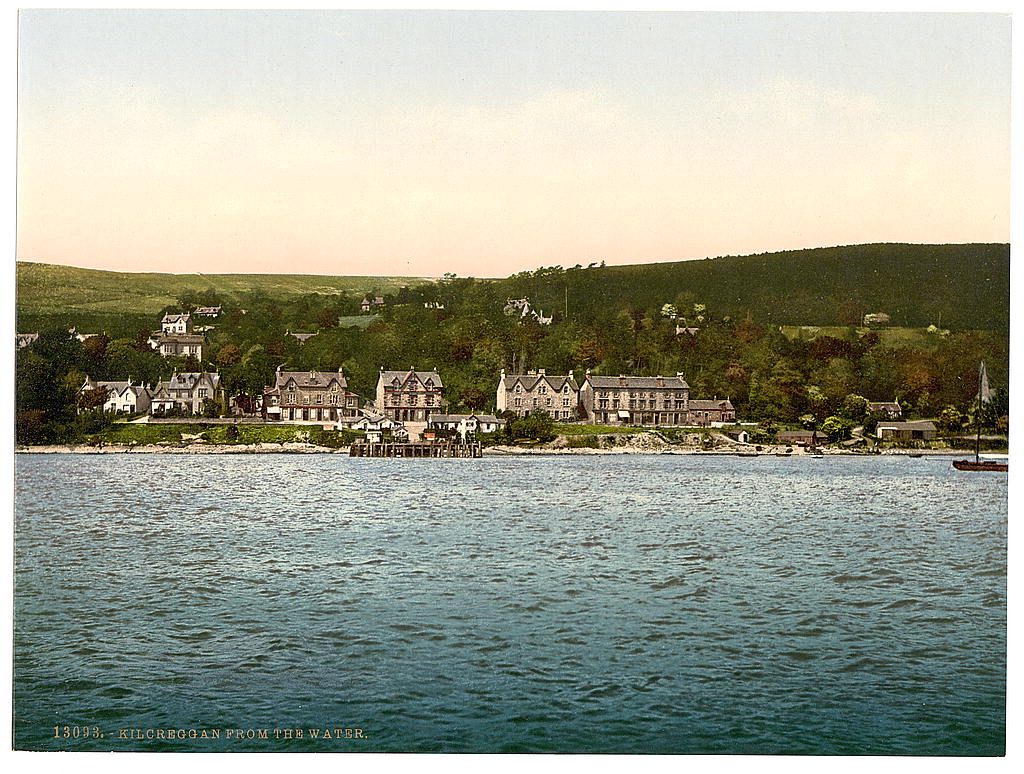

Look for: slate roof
[428,413,503,424]
[502,373,579,392]
[379,369,444,388]
[275,370,349,389]
[162,313,191,324]
[586,375,690,390]
[688,399,734,410]
[167,372,221,391]
[876,421,936,431]
[868,401,901,412]
[85,380,150,398]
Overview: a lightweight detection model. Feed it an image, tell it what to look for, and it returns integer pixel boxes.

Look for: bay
[14,453,1007,754]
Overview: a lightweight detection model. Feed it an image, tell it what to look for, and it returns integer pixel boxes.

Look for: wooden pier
[350,441,483,458]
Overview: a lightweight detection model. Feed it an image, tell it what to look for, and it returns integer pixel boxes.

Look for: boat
[953,459,1008,472]
[907,453,923,458]
[953,362,1007,472]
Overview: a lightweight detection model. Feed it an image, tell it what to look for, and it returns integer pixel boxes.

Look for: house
[725,428,750,444]
[375,368,445,422]
[193,306,222,317]
[868,401,902,418]
[863,312,891,327]
[876,420,937,441]
[68,328,100,343]
[161,313,193,335]
[580,372,690,426]
[423,301,445,309]
[150,372,221,415]
[687,399,736,426]
[675,324,699,336]
[263,367,361,423]
[156,334,204,360]
[80,378,152,414]
[287,331,318,343]
[428,413,505,438]
[776,429,821,446]
[16,333,38,349]
[503,298,553,325]
[496,369,579,419]
[338,413,404,433]
[360,296,385,313]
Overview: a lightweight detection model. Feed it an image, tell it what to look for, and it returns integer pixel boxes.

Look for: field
[553,423,651,435]
[91,422,360,447]
[16,261,431,316]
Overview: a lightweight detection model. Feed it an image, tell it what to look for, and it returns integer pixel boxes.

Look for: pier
[350,441,483,458]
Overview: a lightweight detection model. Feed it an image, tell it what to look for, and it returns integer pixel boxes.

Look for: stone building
[156,335,204,360]
[150,372,221,415]
[263,367,361,423]
[495,369,579,419]
[580,373,690,426]
[687,398,736,426]
[375,368,445,422]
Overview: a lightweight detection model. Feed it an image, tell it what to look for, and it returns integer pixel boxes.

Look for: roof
[688,399,734,410]
[777,429,818,437]
[877,421,936,430]
[288,332,318,342]
[586,374,689,390]
[275,370,349,389]
[85,380,150,398]
[158,334,204,343]
[868,401,901,410]
[379,369,444,388]
[428,413,503,424]
[167,372,221,391]
[193,306,221,314]
[162,313,191,323]
[502,373,578,392]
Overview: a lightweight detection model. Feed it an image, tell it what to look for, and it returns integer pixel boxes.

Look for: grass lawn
[94,422,360,446]
[554,423,650,435]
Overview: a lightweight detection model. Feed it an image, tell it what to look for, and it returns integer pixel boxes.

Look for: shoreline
[15,443,989,457]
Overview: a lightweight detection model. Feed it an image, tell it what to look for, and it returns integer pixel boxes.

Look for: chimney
[568,370,574,380]
[538,368,546,375]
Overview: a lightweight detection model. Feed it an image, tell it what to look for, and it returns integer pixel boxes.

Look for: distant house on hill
[876,420,936,441]
[868,400,902,418]
[161,313,193,335]
[496,369,579,419]
[156,334,204,360]
[287,331,318,343]
[68,328,100,343]
[150,372,221,415]
[675,324,699,336]
[863,312,891,327]
[360,296,385,313]
[193,306,221,317]
[503,298,553,325]
[16,333,38,349]
[80,378,152,414]
[376,368,445,422]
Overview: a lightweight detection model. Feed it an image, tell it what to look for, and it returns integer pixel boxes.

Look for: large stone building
[496,369,580,419]
[375,368,445,422]
[150,372,222,415]
[263,368,361,423]
[580,373,690,427]
[156,335,204,360]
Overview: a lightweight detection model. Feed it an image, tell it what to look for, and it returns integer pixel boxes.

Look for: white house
[428,413,505,438]
[80,378,152,414]
[161,313,193,335]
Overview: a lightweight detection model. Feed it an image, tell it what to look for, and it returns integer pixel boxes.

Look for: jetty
[350,440,483,458]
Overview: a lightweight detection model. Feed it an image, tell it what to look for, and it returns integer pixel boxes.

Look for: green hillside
[498,242,1009,331]
[16,262,429,316]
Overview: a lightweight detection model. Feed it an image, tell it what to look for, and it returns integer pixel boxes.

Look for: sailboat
[953,362,1008,472]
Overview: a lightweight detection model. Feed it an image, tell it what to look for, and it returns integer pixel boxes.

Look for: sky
[15,8,1012,278]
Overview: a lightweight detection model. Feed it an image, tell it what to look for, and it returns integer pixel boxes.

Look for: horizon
[15,239,1010,281]
[17,11,1010,277]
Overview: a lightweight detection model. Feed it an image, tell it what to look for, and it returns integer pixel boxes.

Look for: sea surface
[14,453,1006,754]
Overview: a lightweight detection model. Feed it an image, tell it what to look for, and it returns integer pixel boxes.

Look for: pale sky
[16,9,1011,277]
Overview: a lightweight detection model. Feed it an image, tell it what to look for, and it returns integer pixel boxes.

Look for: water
[14,453,1006,754]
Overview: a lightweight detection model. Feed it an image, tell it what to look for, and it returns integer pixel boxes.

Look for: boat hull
[952,460,1008,472]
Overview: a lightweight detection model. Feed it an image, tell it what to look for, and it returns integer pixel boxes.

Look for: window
[514,384,522,394]
[316,394,323,404]
[545,398,552,407]
[563,385,570,394]
[563,398,571,407]
[538,385,547,394]
[514,397,522,407]
[533,398,539,407]
[198,389,208,398]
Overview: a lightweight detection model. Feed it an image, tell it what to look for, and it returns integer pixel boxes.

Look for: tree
[937,405,964,432]
[837,394,870,423]
[217,344,241,366]
[820,415,853,442]
[316,307,339,330]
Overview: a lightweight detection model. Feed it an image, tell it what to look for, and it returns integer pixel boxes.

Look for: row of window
[512,384,572,395]
[284,392,354,405]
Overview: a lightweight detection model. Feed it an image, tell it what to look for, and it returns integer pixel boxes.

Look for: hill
[497,243,1009,330]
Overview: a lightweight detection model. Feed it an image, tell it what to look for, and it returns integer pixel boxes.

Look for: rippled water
[14,453,1006,754]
